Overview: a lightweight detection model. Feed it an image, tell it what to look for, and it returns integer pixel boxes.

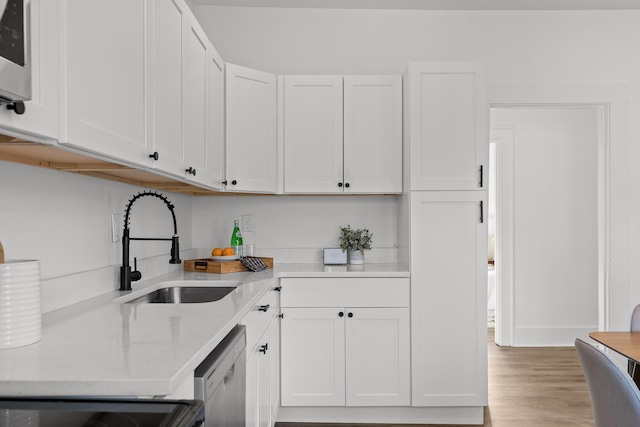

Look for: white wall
[192,195,399,263]
[492,107,599,345]
[0,161,194,312]
[193,6,640,332]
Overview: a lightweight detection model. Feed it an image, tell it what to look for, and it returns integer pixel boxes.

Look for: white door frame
[488,81,628,345]
[489,126,514,346]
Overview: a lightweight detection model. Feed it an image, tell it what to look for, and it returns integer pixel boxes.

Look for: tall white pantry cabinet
[401,62,489,416]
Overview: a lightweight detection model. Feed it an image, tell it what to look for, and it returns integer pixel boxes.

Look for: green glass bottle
[230,219,243,257]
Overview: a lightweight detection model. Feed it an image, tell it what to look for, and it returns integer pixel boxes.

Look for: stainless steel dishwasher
[194,324,246,426]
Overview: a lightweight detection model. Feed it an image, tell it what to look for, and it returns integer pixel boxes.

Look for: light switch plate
[323,248,347,265]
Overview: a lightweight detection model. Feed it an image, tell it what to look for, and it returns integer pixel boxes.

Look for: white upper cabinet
[343,76,402,193]
[59,0,149,165]
[146,1,224,189]
[0,0,59,141]
[181,11,209,184]
[405,62,487,191]
[146,0,186,176]
[283,75,402,194]
[225,63,277,193]
[206,44,225,190]
[283,76,343,193]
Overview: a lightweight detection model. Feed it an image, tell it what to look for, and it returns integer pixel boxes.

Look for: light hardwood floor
[276,329,595,427]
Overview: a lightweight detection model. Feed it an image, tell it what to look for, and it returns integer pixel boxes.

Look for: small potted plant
[339,225,373,265]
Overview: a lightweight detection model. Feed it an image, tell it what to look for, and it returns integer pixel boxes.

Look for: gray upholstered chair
[575,338,640,426]
[629,304,640,385]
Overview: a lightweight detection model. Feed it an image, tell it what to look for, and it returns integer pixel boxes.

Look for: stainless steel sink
[122,281,241,304]
[127,286,236,304]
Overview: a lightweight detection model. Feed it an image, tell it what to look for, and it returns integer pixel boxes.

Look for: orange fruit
[222,247,235,256]
[211,247,223,256]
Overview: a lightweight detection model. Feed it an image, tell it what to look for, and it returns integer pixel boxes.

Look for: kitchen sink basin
[122,281,241,304]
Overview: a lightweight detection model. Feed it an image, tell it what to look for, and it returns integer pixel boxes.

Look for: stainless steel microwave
[0,0,30,107]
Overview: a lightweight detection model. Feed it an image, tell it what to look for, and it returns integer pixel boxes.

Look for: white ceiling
[192,0,640,10]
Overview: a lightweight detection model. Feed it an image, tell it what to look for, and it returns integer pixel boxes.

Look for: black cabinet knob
[345,183,350,188]
[222,180,228,185]
[273,286,282,292]
[149,152,159,161]
[348,312,354,318]
[259,304,270,312]
[339,311,344,317]
[231,180,237,185]
[259,343,268,354]
[185,167,196,176]
[338,182,343,188]
[6,101,25,115]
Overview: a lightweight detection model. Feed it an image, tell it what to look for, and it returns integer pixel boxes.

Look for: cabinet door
[206,44,225,190]
[246,346,259,427]
[269,314,280,425]
[343,76,402,194]
[410,191,488,406]
[258,334,271,427]
[146,0,186,176]
[0,0,59,141]
[225,63,277,193]
[345,307,410,406]
[246,328,272,427]
[60,0,148,165]
[283,76,343,193]
[182,12,208,184]
[407,62,487,190]
[281,308,346,406]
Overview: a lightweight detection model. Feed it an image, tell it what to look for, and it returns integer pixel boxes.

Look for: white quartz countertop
[0,263,408,397]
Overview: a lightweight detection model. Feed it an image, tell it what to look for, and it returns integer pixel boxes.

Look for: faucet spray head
[170,235,181,264]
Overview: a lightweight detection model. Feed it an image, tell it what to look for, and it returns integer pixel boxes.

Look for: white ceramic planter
[0,260,41,349]
[349,250,364,265]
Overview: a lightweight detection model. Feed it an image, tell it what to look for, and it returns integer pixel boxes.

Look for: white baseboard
[277,406,484,425]
[513,326,597,347]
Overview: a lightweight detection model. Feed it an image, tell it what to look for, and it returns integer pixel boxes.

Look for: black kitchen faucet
[120,191,181,291]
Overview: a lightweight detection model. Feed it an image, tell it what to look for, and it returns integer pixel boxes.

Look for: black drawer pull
[258,304,270,312]
[259,343,268,354]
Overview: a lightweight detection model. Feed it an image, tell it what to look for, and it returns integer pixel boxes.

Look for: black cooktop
[0,398,204,427]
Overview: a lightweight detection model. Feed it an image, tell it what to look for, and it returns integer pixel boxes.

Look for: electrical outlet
[111,213,119,243]
[242,215,254,232]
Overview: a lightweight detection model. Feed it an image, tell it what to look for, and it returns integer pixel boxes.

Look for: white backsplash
[2,161,401,312]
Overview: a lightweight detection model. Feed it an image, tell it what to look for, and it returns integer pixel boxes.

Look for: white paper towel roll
[0,260,41,349]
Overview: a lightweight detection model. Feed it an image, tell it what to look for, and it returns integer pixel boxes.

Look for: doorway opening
[489,105,607,347]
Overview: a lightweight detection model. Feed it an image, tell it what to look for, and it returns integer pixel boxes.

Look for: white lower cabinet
[243,286,281,427]
[345,307,410,406]
[281,307,345,406]
[280,278,410,407]
[246,323,277,427]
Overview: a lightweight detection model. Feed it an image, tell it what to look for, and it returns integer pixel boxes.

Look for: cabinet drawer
[281,278,409,308]
[242,289,279,353]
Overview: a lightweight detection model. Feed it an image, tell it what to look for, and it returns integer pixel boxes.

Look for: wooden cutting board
[184,257,273,274]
